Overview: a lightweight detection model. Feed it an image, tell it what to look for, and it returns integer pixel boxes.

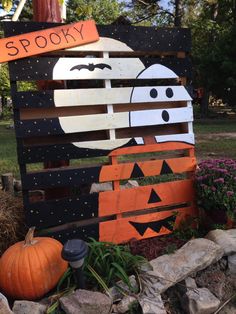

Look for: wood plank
[155,133,195,145]
[0,20,99,63]
[9,56,191,81]
[19,142,111,163]
[15,112,129,137]
[99,179,195,216]
[21,155,195,189]
[10,58,145,81]
[20,105,108,120]
[41,223,99,243]
[66,37,133,52]
[25,194,99,229]
[4,22,191,52]
[22,164,104,189]
[109,142,194,156]
[130,107,193,127]
[14,86,191,109]
[18,134,194,163]
[130,86,192,103]
[99,157,196,182]
[16,106,192,138]
[99,206,196,243]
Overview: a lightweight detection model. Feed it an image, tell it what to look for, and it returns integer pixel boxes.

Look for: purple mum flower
[214,178,224,184]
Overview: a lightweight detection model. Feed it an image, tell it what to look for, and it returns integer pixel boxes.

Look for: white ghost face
[52,38,194,150]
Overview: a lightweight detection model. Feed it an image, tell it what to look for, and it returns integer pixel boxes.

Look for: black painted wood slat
[15,117,64,138]
[22,166,101,189]
[18,143,110,163]
[9,57,191,82]
[3,22,191,52]
[25,194,99,229]
[39,223,100,243]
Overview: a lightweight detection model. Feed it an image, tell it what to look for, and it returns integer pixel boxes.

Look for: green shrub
[84,238,147,292]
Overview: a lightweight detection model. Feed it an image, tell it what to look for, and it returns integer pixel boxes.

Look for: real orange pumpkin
[0,227,68,300]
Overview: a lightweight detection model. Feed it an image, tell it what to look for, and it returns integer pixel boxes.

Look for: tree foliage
[0,0,235,108]
[66,0,125,24]
[184,0,236,106]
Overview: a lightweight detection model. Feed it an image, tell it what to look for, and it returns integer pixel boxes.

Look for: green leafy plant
[196,159,236,224]
[84,238,147,292]
[164,243,177,255]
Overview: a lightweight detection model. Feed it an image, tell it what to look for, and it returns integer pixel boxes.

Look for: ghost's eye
[162,110,170,122]
[166,88,174,98]
[150,88,158,98]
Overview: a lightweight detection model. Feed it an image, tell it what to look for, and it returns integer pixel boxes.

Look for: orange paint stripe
[99,179,195,216]
[0,20,99,63]
[99,206,197,243]
[109,142,195,157]
[99,157,196,182]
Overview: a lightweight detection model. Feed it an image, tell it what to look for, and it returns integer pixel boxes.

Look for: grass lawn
[0,120,19,178]
[194,119,236,133]
[0,119,236,178]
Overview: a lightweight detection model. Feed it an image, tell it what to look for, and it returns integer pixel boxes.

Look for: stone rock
[90,180,139,194]
[228,254,236,274]
[185,277,197,290]
[206,229,236,256]
[142,238,223,294]
[114,296,137,313]
[90,182,113,193]
[0,293,12,314]
[120,180,139,189]
[60,289,112,314]
[195,263,233,301]
[109,275,138,301]
[12,301,46,314]
[182,287,220,314]
[139,295,167,314]
[218,303,236,314]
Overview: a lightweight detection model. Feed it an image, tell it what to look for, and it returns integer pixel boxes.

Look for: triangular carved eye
[160,160,173,175]
[148,189,162,204]
[130,163,145,178]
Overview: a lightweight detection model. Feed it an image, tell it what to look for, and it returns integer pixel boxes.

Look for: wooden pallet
[4,22,197,243]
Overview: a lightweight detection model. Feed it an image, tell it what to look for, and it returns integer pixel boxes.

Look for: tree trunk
[174,0,181,27]
[1,173,14,193]
[200,89,210,119]
[33,0,62,22]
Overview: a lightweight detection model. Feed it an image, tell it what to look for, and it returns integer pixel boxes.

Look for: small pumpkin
[0,227,68,300]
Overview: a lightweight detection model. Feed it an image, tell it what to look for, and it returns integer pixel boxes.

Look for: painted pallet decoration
[4,22,197,244]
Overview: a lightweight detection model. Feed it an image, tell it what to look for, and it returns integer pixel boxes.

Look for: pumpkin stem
[24,227,36,245]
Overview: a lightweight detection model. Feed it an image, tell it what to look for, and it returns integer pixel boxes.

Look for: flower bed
[196,159,236,226]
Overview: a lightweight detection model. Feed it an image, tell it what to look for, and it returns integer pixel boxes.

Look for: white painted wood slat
[59,112,129,133]
[52,58,145,80]
[65,37,133,52]
[155,133,195,145]
[54,86,191,107]
[130,107,193,127]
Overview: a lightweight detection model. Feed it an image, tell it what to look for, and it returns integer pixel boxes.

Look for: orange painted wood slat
[0,20,99,63]
[99,179,195,216]
[99,157,196,182]
[99,206,197,243]
[109,142,194,157]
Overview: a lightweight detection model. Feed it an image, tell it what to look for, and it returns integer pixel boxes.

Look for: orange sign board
[0,20,99,63]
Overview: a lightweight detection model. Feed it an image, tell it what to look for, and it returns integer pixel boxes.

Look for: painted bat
[70,63,112,72]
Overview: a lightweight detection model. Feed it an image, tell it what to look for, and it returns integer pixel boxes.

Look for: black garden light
[62,239,88,289]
